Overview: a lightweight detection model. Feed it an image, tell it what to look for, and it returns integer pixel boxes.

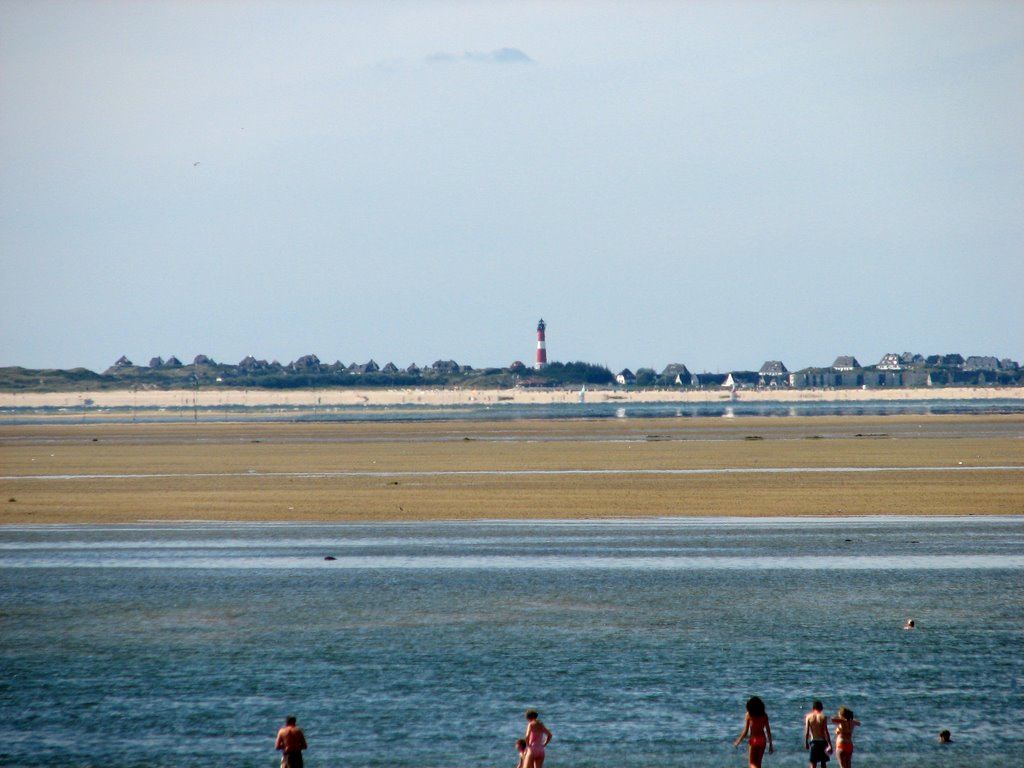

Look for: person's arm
[275,730,285,751]
[298,729,308,750]
[734,714,750,747]
[766,718,773,753]
[542,723,552,746]
[804,715,811,748]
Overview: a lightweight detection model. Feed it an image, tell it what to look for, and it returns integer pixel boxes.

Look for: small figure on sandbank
[804,699,833,768]
[523,709,553,768]
[831,706,861,768]
[734,695,773,768]
[275,714,308,768]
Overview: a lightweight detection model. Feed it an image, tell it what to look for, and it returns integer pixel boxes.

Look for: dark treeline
[0,356,617,393]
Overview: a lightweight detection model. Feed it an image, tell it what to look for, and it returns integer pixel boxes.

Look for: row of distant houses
[616,353,1023,389]
[111,351,1022,389]
[238,354,471,376]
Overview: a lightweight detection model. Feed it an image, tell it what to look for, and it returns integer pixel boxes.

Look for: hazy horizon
[2,1,1022,373]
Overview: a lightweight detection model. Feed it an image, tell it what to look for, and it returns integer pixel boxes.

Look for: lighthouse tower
[535,318,547,370]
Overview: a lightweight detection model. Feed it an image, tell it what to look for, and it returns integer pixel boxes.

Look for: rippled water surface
[1,517,1022,767]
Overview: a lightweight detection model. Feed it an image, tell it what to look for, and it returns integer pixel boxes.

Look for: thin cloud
[426,47,533,65]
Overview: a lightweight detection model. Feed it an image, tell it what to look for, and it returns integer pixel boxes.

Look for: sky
[1,0,1022,375]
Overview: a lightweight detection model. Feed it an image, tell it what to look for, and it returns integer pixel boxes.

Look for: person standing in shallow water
[831,706,861,768]
[514,738,529,768]
[734,695,773,768]
[523,709,552,768]
[804,700,833,768]
[275,715,307,768]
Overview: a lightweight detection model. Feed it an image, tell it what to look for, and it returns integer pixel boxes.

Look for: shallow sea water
[5,396,1024,425]
[1,517,1022,768]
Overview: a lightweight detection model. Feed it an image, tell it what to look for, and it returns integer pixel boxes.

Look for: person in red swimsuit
[831,706,861,768]
[734,695,774,768]
[523,709,553,768]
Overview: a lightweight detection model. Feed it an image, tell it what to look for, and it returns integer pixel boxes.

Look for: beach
[2,384,1022,409]
[2,407,1022,525]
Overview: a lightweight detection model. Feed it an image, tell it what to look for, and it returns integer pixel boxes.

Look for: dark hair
[285,715,297,726]
[838,706,854,721]
[516,739,527,749]
[813,700,823,711]
[746,696,766,717]
[525,709,539,720]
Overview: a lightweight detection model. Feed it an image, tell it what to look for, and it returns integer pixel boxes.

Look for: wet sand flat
[2,415,1022,524]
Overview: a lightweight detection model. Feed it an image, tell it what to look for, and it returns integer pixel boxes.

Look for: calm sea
[1,517,1022,768]
[5,397,1024,424]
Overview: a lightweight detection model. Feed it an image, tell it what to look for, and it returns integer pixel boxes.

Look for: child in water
[514,738,528,768]
[734,695,773,768]
[831,706,861,768]
[523,709,552,768]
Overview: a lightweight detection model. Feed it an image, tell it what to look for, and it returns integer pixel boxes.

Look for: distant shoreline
[2,385,1022,410]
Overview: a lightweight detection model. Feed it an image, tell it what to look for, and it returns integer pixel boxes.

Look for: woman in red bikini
[734,695,773,768]
[831,706,861,768]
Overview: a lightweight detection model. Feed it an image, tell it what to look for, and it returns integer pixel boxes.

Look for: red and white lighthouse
[535,318,547,370]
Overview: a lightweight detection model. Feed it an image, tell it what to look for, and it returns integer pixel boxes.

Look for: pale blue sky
[2,1,1022,374]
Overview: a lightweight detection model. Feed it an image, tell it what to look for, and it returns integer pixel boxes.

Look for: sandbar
[2,413,1022,525]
